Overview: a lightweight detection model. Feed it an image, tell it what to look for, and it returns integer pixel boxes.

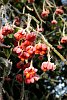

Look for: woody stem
[47,47,50,62]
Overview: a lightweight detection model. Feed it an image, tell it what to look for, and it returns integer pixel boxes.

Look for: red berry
[51,20,57,24]
[14,30,26,41]
[41,9,50,17]
[16,74,23,83]
[61,36,67,43]
[57,45,63,49]
[26,46,35,55]
[35,43,47,55]
[20,40,32,50]
[55,7,64,15]
[18,52,30,61]
[13,46,22,54]
[26,32,36,42]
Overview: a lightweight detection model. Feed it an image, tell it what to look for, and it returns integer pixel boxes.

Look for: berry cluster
[0,25,14,42]
[1,25,14,36]
[13,31,47,60]
[35,43,47,55]
[13,32,37,61]
[24,67,39,84]
[41,61,56,72]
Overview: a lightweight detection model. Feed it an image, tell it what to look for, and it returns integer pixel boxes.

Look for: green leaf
[8,34,14,38]
[3,48,12,59]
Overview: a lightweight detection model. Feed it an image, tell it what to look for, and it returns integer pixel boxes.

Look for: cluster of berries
[24,67,39,84]
[41,61,56,72]
[16,66,39,84]
[0,25,14,42]
[0,23,57,84]
[13,29,56,84]
[16,60,56,84]
[13,31,47,61]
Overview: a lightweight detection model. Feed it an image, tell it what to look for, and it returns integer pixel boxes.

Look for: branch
[29,26,67,65]
[32,3,46,24]
[39,32,67,65]
[0,42,11,48]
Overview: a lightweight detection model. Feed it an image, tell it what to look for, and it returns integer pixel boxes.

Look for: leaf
[3,48,12,59]
[8,34,14,38]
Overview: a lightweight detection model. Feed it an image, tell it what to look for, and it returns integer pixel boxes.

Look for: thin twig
[0,42,11,48]
[32,3,46,24]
